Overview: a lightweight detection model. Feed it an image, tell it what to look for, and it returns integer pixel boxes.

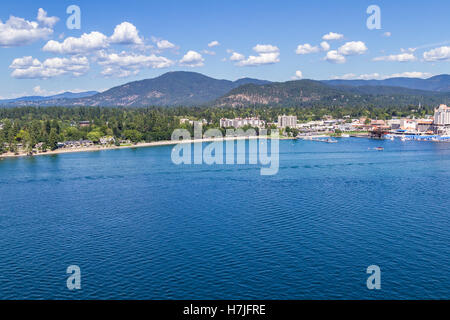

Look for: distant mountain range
[1,72,449,108]
[323,75,450,92]
[0,91,98,105]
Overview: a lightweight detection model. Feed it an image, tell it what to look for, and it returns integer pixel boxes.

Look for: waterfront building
[433,104,450,135]
[219,117,265,129]
[434,104,450,125]
[277,115,297,128]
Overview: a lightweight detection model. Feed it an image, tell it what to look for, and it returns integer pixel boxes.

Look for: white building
[277,115,297,128]
[433,104,450,135]
[434,104,450,125]
[219,117,265,128]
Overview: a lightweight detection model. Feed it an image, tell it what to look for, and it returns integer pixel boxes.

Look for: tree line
[0,104,433,154]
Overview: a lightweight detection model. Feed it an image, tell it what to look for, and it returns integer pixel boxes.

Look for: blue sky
[0,0,449,98]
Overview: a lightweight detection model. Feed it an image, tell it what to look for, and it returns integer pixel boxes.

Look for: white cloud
[237,52,280,66]
[383,32,392,37]
[43,31,109,54]
[0,13,54,47]
[202,50,216,55]
[229,52,245,61]
[325,50,346,64]
[179,50,205,67]
[295,43,319,55]
[97,51,174,76]
[338,41,368,56]
[33,86,92,96]
[423,46,450,62]
[253,44,279,53]
[320,41,330,51]
[43,22,144,54]
[291,70,303,80]
[322,32,344,41]
[10,56,89,79]
[373,53,416,62]
[109,22,143,45]
[235,45,280,66]
[208,40,220,48]
[332,71,433,80]
[37,8,59,28]
[155,39,176,49]
[389,72,433,78]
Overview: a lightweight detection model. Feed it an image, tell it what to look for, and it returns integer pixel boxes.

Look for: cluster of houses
[56,140,95,149]
[55,136,116,149]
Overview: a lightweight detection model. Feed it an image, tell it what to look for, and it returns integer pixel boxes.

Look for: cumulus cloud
[253,44,279,53]
[295,43,319,55]
[325,50,346,64]
[43,31,109,54]
[291,70,303,80]
[43,22,144,54]
[109,22,143,45]
[229,51,245,61]
[179,50,205,67]
[332,71,433,80]
[320,41,330,51]
[0,12,55,47]
[383,32,392,37]
[37,8,59,27]
[373,53,417,62]
[423,46,450,62]
[97,51,174,76]
[202,50,216,55]
[155,39,176,49]
[322,32,344,41]
[10,56,89,79]
[338,41,368,56]
[208,40,220,47]
[237,52,280,66]
[32,86,92,96]
[236,44,280,66]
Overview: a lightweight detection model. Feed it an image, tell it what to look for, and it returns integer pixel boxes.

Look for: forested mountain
[1,72,449,108]
[323,75,450,92]
[214,79,450,108]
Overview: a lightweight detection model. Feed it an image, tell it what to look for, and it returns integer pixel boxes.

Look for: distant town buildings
[277,115,297,128]
[219,117,265,128]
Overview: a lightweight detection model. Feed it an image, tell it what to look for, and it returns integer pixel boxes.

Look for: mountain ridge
[0,72,449,108]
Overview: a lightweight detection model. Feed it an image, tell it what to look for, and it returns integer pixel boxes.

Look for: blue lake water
[0,138,449,299]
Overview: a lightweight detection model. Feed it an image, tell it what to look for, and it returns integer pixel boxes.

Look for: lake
[0,138,449,299]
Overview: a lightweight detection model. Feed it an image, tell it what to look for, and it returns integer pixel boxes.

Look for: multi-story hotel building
[433,104,450,135]
[219,117,265,128]
[277,115,297,128]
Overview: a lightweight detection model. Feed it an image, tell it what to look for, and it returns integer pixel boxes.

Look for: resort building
[433,104,450,135]
[434,104,450,125]
[219,117,265,128]
[277,115,297,128]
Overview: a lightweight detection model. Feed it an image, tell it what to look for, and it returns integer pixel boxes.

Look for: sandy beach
[0,135,293,159]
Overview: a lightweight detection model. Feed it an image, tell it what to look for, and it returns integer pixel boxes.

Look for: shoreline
[0,135,296,159]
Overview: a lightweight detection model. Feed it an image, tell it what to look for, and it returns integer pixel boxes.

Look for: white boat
[341,134,350,138]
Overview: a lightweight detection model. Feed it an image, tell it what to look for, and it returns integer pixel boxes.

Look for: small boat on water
[375,147,384,151]
[341,134,350,138]
[326,138,338,143]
